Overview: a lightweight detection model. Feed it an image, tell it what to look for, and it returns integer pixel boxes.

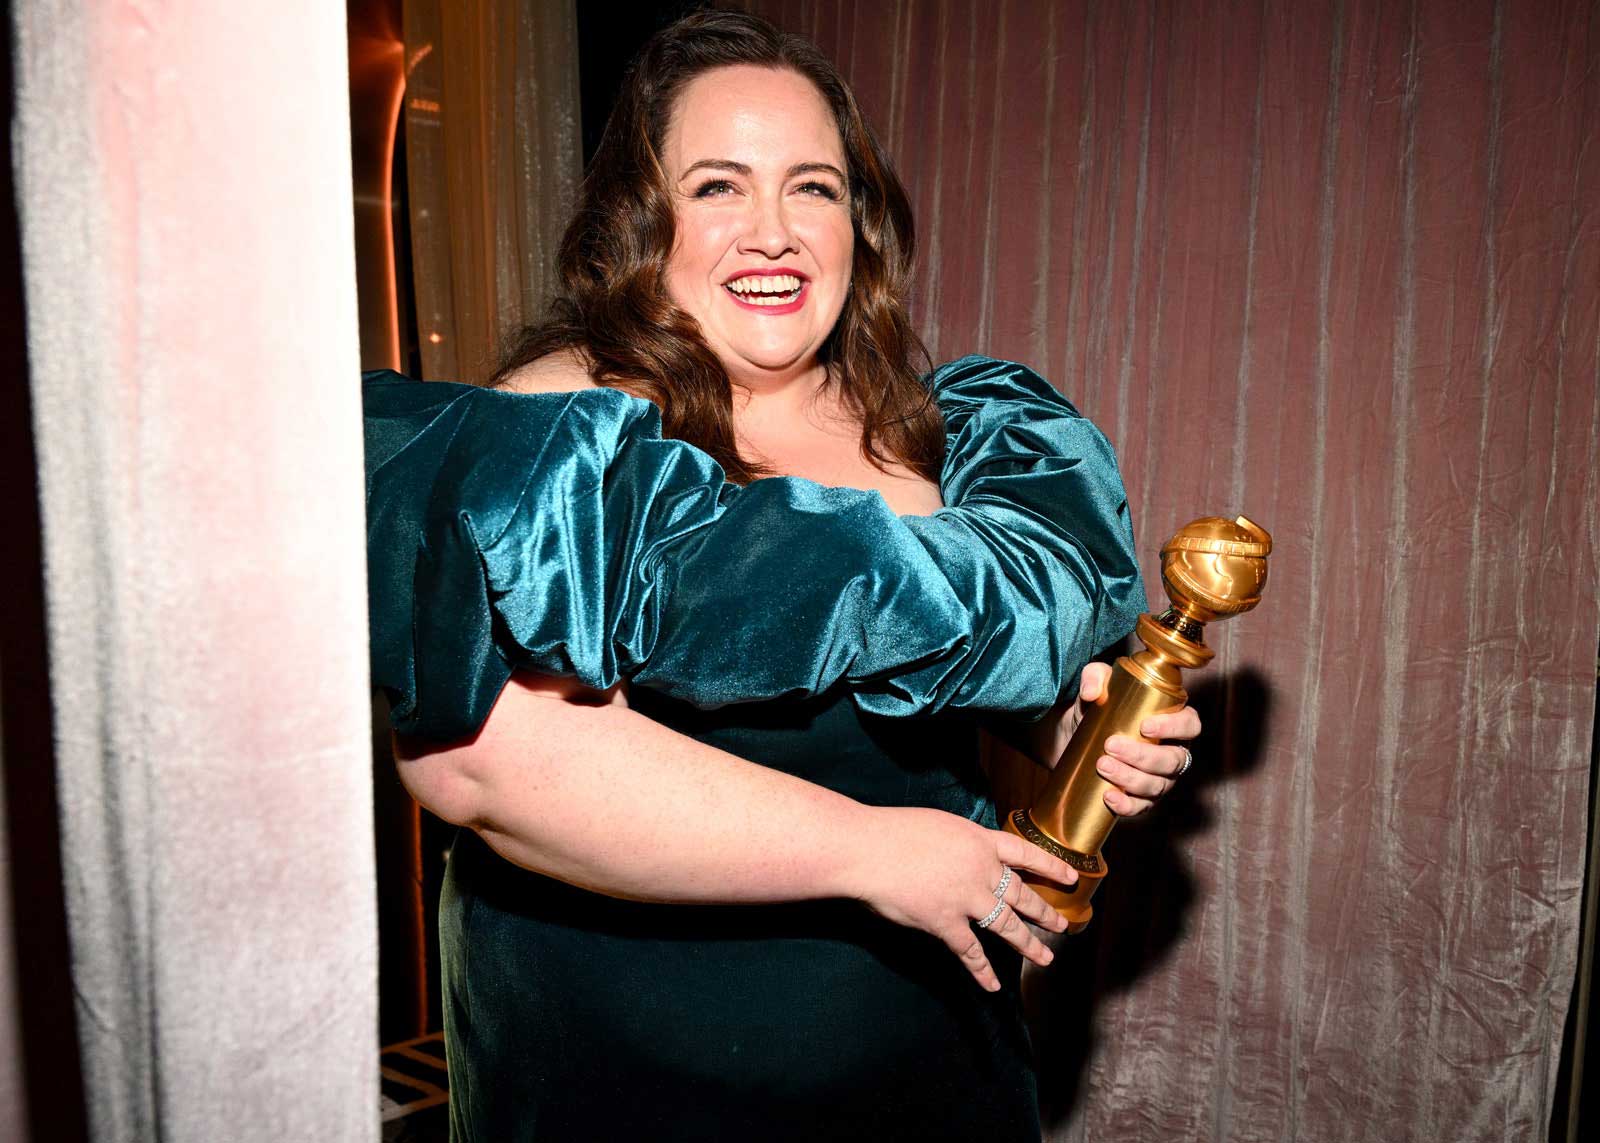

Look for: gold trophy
[1003,515,1272,932]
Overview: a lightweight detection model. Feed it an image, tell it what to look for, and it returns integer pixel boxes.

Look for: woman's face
[660,65,854,386]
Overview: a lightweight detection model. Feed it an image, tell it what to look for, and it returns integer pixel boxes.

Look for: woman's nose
[737,195,799,257]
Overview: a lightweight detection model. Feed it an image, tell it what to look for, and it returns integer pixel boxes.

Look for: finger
[1140,705,1202,741]
[1104,786,1155,818]
[995,831,1078,886]
[1103,734,1167,767]
[1079,661,1112,704]
[1006,876,1069,933]
[1106,736,1190,780]
[1096,752,1171,798]
[986,901,1055,967]
[941,927,1002,992]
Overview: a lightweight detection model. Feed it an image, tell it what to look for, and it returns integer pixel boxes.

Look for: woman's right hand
[846,806,1078,991]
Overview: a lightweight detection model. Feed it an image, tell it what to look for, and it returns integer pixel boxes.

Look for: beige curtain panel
[738,1,1599,1140]
[402,0,581,383]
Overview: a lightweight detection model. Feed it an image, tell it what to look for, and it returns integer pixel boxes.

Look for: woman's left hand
[1070,662,1201,819]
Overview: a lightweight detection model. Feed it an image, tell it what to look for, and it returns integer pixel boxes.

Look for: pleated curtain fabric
[736,1,1600,1140]
[401,0,581,384]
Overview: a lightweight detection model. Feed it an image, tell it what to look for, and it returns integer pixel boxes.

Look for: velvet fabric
[364,355,1144,739]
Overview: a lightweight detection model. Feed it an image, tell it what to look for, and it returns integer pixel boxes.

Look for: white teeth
[726,274,801,296]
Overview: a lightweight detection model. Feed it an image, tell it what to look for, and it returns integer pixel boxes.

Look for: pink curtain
[739,1,1599,1138]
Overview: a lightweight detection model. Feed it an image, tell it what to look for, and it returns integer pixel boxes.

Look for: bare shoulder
[492,348,598,394]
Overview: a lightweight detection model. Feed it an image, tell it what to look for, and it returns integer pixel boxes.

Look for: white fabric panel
[11,3,377,1141]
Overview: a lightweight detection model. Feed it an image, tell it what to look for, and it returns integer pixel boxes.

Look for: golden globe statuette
[1003,515,1272,933]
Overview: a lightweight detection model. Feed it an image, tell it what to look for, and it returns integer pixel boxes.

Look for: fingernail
[1040,947,1054,964]
[1096,761,1113,778]
[987,979,1002,993]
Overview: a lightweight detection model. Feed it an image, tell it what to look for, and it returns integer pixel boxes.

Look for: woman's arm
[396,672,1080,992]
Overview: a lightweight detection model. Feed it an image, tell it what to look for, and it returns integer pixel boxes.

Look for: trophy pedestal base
[1002,811,1107,934]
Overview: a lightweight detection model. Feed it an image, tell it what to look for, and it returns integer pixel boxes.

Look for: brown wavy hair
[494,9,943,485]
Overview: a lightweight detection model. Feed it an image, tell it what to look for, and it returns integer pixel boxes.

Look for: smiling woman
[370,9,1199,1142]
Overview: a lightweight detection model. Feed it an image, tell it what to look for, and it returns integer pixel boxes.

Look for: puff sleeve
[364,356,1143,740]
[866,355,1145,715]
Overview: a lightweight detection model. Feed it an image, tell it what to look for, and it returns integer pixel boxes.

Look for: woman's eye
[691,179,737,198]
[797,181,844,201]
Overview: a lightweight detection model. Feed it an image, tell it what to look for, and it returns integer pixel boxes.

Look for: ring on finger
[976,898,1007,929]
[993,866,1013,901]
[1176,746,1194,778]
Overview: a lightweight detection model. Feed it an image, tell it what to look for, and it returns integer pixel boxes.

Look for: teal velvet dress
[363,356,1145,1141]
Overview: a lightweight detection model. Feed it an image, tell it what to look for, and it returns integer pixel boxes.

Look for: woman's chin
[717,341,825,381]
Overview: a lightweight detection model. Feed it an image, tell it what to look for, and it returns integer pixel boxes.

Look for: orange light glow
[428,332,443,345]
[408,97,441,114]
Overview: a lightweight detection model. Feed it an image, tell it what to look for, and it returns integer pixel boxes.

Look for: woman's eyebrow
[788,161,847,181]
[678,159,749,180]
[678,158,847,181]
